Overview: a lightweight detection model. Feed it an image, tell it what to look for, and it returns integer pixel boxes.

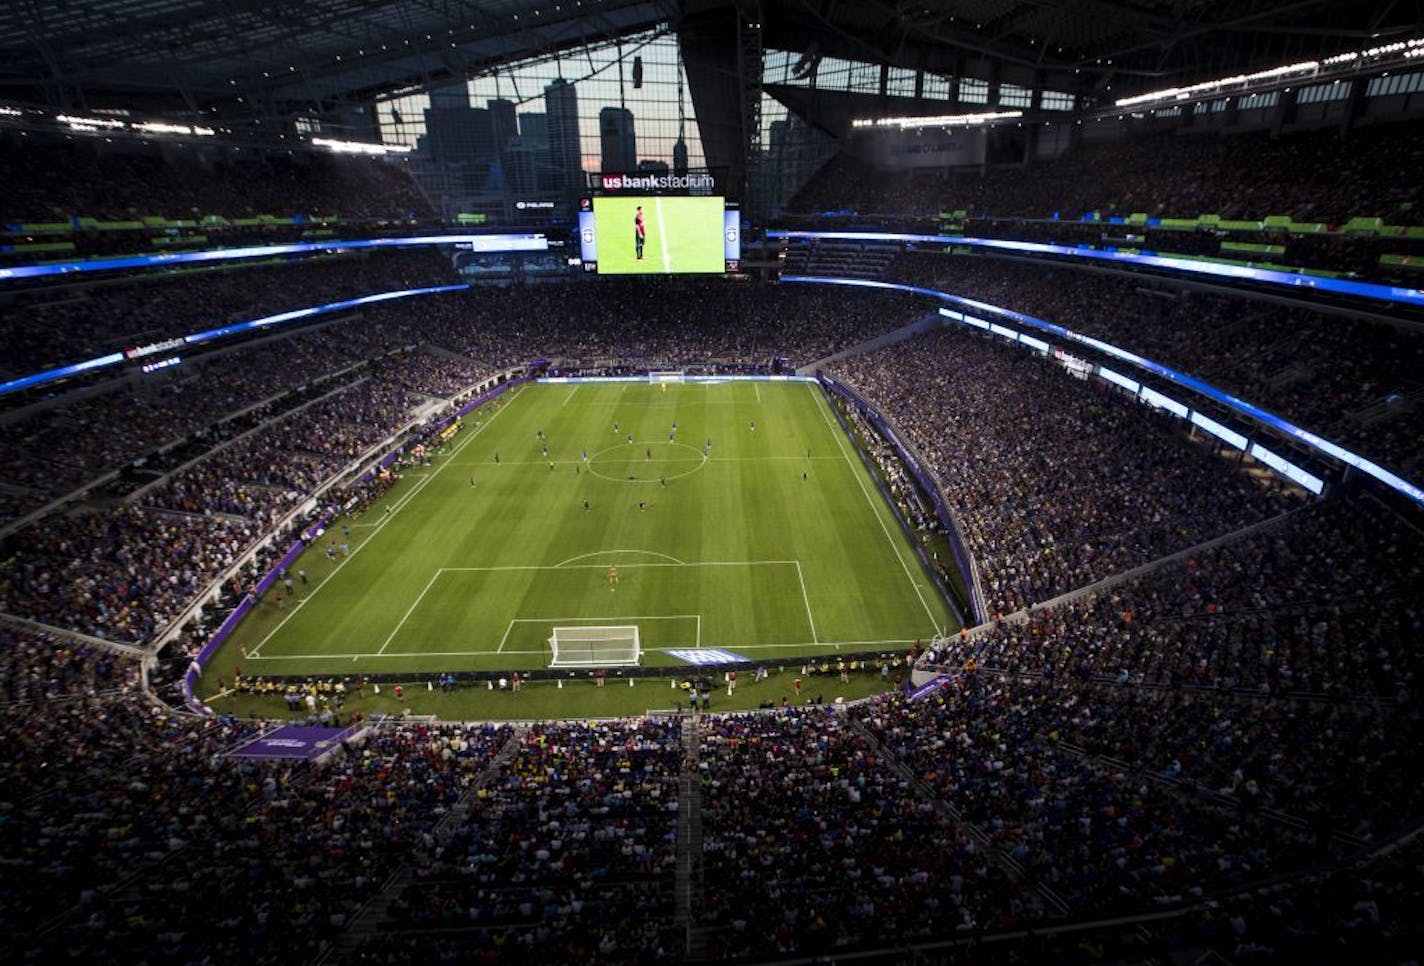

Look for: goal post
[548,625,642,667]
[649,371,685,384]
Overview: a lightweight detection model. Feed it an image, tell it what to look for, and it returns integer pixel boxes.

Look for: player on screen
[634,206,646,260]
[607,565,619,590]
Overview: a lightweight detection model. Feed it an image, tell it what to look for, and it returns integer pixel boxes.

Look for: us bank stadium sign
[592,169,716,195]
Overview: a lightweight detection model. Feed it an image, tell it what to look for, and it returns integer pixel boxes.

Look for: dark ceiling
[0,0,1418,123]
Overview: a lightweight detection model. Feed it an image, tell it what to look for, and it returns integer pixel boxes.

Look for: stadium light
[851,110,1022,130]
[1114,61,1320,108]
[311,137,411,155]
[1118,35,1424,108]
[1323,36,1424,65]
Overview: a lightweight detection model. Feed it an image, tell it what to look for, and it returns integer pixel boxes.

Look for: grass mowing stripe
[808,381,944,634]
[248,470,438,656]
[250,386,520,656]
[219,381,952,689]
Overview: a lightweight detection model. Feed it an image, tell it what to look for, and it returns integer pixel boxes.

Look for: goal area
[548,625,642,667]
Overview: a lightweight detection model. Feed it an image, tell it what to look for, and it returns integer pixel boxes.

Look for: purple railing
[818,373,982,624]
[181,371,535,714]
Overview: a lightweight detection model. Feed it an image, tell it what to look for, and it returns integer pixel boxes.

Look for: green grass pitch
[593,195,725,274]
[214,380,954,688]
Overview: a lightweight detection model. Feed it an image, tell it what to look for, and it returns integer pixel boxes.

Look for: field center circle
[588,440,709,484]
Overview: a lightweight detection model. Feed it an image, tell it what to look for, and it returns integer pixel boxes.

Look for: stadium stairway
[795,310,945,375]
[677,714,707,960]
[313,725,525,966]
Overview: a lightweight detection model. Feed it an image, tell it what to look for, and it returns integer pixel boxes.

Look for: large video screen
[587,196,730,274]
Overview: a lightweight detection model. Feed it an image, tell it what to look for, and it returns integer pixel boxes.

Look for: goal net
[548,625,642,667]
[649,371,685,384]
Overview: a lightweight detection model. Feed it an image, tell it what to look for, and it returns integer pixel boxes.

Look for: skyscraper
[543,78,583,197]
[599,106,637,173]
[488,98,518,152]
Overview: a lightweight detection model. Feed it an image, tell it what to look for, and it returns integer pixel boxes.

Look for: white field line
[250,470,439,656]
[245,638,919,660]
[438,560,798,572]
[376,571,444,655]
[444,455,840,466]
[554,549,687,567]
[562,387,578,406]
[654,197,672,271]
[810,383,943,634]
[250,386,522,657]
[507,614,703,622]
[755,382,761,403]
[793,559,819,644]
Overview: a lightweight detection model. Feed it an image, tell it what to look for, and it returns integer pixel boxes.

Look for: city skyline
[378,32,712,175]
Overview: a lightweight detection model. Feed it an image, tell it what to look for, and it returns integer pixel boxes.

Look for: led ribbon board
[0,234,549,282]
[0,283,470,397]
[768,230,1424,310]
[781,273,1424,507]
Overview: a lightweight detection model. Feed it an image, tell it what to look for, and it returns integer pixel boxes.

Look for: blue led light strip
[767,230,1424,309]
[0,283,470,398]
[0,233,549,282]
[781,274,1424,507]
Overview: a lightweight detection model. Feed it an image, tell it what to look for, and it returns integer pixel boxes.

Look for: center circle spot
[588,440,709,484]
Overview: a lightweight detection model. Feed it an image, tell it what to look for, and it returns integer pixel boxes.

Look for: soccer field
[222,380,953,683]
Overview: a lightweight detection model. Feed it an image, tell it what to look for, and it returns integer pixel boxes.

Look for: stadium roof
[0,0,1416,124]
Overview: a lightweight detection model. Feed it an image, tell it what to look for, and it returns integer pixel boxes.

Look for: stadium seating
[880,251,1424,483]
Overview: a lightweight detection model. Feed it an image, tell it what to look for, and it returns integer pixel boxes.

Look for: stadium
[1,0,1422,962]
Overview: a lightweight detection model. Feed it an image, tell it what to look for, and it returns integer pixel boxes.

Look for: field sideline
[208,379,953,689]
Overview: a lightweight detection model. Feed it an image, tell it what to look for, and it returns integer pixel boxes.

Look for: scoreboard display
[578,196,740,274]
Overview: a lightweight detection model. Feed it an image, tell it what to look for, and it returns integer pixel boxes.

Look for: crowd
[2,249,451,379]
[926,495,1423,699]
[790,121,1424,227]
[856,680,1329,916]
[0,625,140,703]
[0,613,1415,962]
[698,707,1043,958]
[0,274,924,532]
[0,134,432,224]
[0,506,259,642]
[833,327,1303,616]
[882,252,1424,481]
[0,671,512,964]
[375,718,684,963]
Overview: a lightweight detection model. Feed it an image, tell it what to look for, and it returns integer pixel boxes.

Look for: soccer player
[634,206,646,260]
[583,498,590,511]
[607,565,619,590]
[638,500,647,511]
[749,420,755,432]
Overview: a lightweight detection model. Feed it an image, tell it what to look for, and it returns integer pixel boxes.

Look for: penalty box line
[370,560,810,659]
[243,637,920,661]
